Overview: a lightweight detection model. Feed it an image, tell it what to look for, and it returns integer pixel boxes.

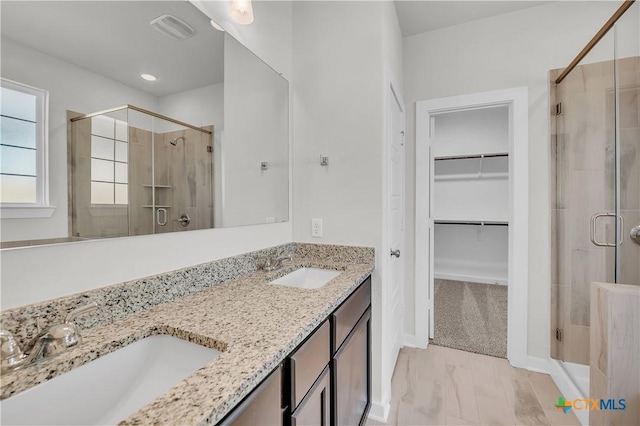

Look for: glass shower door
[615,2,640,285]
[552,31,617,366]
[551,1,640,372]
[126,108,155,236]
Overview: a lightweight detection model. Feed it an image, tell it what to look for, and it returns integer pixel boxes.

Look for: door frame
[414,87,529,369]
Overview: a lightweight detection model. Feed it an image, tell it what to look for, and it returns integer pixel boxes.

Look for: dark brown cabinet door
[220,366,283,426]
[333,309,371,426]
[291,366,330,426]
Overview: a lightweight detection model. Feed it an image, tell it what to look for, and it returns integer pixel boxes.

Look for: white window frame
[0,78,54,218]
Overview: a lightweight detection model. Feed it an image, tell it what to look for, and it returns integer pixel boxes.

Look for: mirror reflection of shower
[169,136,186,146]
[69,105,214,239]
[166,134,191,230]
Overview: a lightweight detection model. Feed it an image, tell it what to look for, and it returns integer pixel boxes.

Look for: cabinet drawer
[290,321,330,409]
[219,366,283,426]
[332,277,371,353]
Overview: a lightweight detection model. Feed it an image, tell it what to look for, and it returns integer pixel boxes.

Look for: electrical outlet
[311,218,323,238]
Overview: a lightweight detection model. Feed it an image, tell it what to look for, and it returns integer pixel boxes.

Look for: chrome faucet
[1,302,98,374]
[256,251,292,272]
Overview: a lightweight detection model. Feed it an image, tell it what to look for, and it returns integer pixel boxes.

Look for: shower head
[169,136,186,146]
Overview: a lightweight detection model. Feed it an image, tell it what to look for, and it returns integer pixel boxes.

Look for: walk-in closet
[431,105,510,358]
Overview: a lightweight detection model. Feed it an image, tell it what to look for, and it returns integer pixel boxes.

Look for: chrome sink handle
[39,301,99,359]
[1,330,26,374]
[256,251,292,272]
[1,302,98,374]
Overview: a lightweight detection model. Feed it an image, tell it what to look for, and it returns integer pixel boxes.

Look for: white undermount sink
[270,267,342,289]
[0,334,221,425]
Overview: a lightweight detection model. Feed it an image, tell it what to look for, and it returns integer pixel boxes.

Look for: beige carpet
[433,279,508,358]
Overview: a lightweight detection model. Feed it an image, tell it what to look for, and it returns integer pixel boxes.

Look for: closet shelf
[142,184,172,188]
[434,218,508,226]
[142,205,171,208]
[434,172,508,181]
[434,152,508,161]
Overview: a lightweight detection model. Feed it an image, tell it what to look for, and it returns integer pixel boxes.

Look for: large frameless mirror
[0,0,289,247]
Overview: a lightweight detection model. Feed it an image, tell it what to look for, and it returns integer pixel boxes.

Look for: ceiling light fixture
[210,20,225,32]
[140,73,157,82]
[231,0,254,25]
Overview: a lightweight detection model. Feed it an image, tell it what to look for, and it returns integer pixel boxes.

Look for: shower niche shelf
[142,184,173,209]
[142,184,173,210]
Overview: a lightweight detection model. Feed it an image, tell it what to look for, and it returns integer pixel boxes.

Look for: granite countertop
[1,255,374,425]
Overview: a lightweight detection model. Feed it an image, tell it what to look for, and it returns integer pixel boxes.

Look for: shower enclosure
[69,105,213,239]
[550,1,639,398]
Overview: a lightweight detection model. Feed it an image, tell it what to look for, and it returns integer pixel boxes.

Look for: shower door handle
[590,212,623,247]
[156,208,167,226]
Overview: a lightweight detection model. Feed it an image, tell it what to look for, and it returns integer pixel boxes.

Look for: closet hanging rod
[434,220,508,226]
[434,153,508,161]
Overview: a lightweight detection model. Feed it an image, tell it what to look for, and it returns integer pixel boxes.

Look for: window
[0,78,49,211]
[90,115,128,205]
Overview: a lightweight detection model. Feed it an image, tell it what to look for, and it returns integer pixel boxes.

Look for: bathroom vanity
[0,243,374,425]
[220,277,371,426]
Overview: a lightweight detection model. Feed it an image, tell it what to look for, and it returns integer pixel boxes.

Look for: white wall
[157,82,224,129]
[0,37,158,242]
[191,0,293,230]
[0,2,293,310]
[292,0,402,418]
[223,35,289,227]
[402,1,621,359]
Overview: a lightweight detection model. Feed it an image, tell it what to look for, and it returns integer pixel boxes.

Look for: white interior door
[388,84,405,368]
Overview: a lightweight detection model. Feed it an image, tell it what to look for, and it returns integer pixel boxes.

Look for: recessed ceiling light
[210,20,225,32]
[141,73,157,82]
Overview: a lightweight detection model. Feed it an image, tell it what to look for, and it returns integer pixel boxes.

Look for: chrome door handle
[631,225,640,246]
[156,208,167,226]
[390,249,400,258]
[590,212,623,247]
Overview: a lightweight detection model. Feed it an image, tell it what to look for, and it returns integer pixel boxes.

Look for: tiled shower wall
[550,57,639,365]
[70,116,213,238]
[152,126,214,234]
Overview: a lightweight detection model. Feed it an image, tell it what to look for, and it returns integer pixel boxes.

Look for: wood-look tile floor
[367,345,581,426]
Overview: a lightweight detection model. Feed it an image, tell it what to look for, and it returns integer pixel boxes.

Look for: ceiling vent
[150,15,196,40]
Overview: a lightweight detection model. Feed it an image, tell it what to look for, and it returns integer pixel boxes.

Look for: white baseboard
[549,359,589,426]
[403,333,428,349]
[525,355,551,374]
[368,400,390,423]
